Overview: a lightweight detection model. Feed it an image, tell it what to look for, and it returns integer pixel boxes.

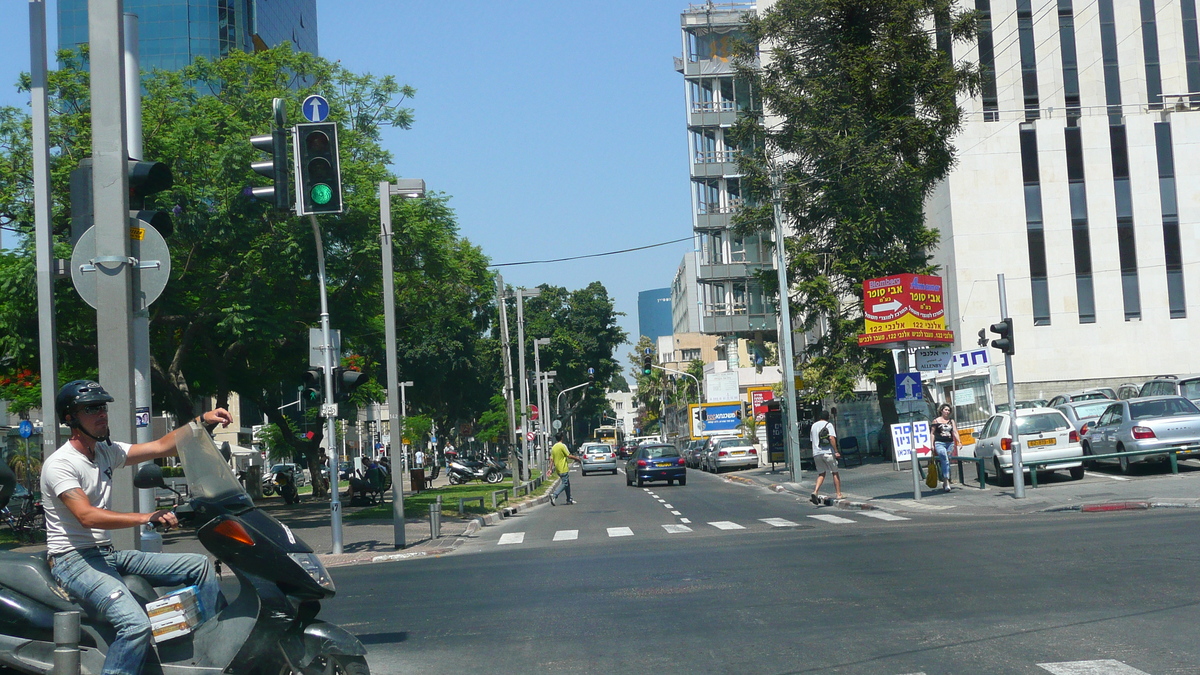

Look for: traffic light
[301,367,323,403]
[69,158,175,245]
[332,367,368,403]
[989,318,1015,355]
[641,353,653,376]
[977,328,988,347]
[587,368,595,388]
[249,98,290,210]
[293,122,343,215]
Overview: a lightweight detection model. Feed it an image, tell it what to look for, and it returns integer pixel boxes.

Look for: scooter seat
[0,552,78,612]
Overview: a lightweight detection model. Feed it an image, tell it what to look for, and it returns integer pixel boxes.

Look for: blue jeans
[934,441,953,483]
[551,471,571,501]
[49,546,220,675]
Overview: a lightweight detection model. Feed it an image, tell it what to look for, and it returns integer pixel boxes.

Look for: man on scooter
[42,380,231,675]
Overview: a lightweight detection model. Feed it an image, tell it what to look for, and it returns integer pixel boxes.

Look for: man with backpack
[809,410,842,503]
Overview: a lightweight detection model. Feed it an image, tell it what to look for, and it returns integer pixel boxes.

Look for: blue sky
[0,0,696,366]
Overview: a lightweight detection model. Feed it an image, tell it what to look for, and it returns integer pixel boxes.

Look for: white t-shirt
[414,451,425,467]
[41,439,130,555]
[810,420,836,455]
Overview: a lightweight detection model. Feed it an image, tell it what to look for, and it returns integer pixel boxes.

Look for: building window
[1058,0,1081,123]
[976,0,999,120]
[1141,0,1163,109]
[1110,125,1141,320]
[1064,127,1095,323]
[681,349,702,361]
[1020,126,1050,325]
[1184,0,1200,104]
[615,402,623,411]
[1099,0,1123,124]
[1155,122,1186,318]
[1017,0,1039,120]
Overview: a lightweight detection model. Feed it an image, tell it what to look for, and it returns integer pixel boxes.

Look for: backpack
[817,422,831,445]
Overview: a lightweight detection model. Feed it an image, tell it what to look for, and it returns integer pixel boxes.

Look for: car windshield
[1072,401,1112,418]
[716,438,745,449]
[641,446,679,459]
[1014,413,1070,434]
[270,464,292,473]
[1180,380,1200,400]
[1072,392,1109,401]
[584,445,610,454]
[1130,398,1200,419]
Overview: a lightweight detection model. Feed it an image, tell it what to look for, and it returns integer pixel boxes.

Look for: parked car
[1116,383,1142,400]
[616,441,638,459]
[703,436,757,473]
[1055,400,1114,438]
[1083,396,1200,474]
[684,439,706,468]
[698,435,735,472]
[995,399,1048,413]
[580,443,617,476]
[973,408,1085,486]
[625,443,686,487]
[1046,389,1114,408]
[1137,374,1200,404]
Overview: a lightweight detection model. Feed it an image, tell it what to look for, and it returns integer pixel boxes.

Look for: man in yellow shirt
[549,433,581,506]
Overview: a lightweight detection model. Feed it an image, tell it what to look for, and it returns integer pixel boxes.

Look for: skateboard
[809,494,836,507]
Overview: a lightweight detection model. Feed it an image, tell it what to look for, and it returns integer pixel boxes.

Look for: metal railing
[1023,446,1200,488]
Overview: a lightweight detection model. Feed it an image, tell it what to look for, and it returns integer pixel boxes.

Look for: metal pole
[516,290,530,482]
[998,274,1024,498]
[53,610,81,675]
[379,182,406,548]
[533,339,543,464]
[771,190,802,483]
[399,381,412,469]
[89,0,138,550]
[496,275,518,477]
[309,215,343,553]
[29,0,59,470]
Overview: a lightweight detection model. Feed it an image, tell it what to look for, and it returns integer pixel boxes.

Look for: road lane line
[498,533,525,545]
[759,518,799,527]
[656,499,666,503]
[862,511,910,522]
[1037,660,1151,675]
[708,521,745,530]
[662,524,692,534]
[679,518,691,523]
[808,514,857,524]
[607,527,634,537]
[670,510,681,515]
[663,504,674,508]
[552,530,578,541]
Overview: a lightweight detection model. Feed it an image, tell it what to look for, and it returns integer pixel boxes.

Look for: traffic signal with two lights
[989,318,1015,355]
[249,98,290,210]
[332,367,368,403]
[293,122,343,215]
[301,367,323,403]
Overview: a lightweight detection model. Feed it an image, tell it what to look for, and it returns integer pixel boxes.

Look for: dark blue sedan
[625,443,686,487]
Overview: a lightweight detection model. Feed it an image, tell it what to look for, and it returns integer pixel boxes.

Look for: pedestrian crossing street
[900,659,1152,674]
[495,510,911,545]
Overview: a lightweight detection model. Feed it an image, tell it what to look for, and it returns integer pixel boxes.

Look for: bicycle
[2,485,44,544]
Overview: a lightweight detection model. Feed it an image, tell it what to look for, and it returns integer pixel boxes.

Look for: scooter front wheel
[485,470,503,484]
[277,654,369,675]
[447,472,463,485]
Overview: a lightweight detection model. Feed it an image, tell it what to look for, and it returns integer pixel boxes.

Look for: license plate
[1027,438,1056,447]
[656,462,673,467]
[732,451,745,456]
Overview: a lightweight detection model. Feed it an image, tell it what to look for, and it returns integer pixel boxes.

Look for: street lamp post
[533,338,550,461]
[515,288,540,482]
[399,381,413,471]
[380,178,425,549]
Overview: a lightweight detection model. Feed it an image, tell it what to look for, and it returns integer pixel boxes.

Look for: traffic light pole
[310,214,344,554]
[772,185,803,484]
[997,274,1024,498]
[379,182,406,548]
[496,276,519,473]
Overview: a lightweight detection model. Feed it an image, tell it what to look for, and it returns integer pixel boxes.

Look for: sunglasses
[79,403,108,415]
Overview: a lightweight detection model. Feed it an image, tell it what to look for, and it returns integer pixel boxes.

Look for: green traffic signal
[311,183,333,205]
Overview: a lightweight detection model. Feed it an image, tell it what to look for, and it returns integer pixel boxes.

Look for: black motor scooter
[0,422,368,675]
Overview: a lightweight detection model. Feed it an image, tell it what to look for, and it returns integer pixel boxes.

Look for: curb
[763,482,879,512]
[1080,501,1151,512]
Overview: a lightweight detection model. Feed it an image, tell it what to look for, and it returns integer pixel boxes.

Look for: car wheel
[626,473,633,486]
[994,458,1012,487]
[1081,441,1095,469]
[581,471,588,477]
[679,476,686,486]
[1069,466,1085,480]
[1118,445,1134,475]
[667,479,674,486]
[612,469,618,475]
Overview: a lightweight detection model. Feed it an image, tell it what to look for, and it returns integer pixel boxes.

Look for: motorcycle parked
[0,422,368,675]
[446,458,504,485]
[272,467,299,504]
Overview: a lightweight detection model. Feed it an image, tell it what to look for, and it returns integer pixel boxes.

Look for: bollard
[430,495,442,539]
[53,610,81,675]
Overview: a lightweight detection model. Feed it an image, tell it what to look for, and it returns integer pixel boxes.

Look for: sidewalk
[731,456,1200,516]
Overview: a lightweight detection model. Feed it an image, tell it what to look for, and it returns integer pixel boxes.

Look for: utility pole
[515,288,540,482]
[533,338,550,460]
[309,214,343,554]
[998,274,1024,498]
[772,178,803,484]
[89,0,138,550]
[496,275,518,478]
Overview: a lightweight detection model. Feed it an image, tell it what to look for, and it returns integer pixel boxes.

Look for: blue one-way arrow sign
[302,94,330,123]
[895,372,923,402]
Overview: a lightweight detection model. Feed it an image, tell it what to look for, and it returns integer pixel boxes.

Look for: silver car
[1083,396,1200,474]
[703,436,757,473]
[580,443,617,476]
[973,408,1085,485]
[1055,400,1114,437]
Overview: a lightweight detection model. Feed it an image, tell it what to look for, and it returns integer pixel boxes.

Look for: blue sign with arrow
[302,94,330,123]
[895,372,923,402]
[17,420,32,438]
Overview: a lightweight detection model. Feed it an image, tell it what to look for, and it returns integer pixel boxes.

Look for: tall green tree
[732,0,977,422]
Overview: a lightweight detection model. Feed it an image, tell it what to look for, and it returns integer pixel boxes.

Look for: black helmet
[56,380,114,424]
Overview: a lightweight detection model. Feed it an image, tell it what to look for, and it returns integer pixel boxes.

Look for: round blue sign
[18,420,33,438]
[302,95,330,123]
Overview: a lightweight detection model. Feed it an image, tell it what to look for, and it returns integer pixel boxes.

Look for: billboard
[689,401,745,439]
[856,274,954,348]
[748,386,774,422]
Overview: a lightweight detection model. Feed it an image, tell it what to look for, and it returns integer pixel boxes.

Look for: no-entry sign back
[857,273,954,348]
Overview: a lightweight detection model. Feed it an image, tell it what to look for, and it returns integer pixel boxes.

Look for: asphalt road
[317,467,1200,675]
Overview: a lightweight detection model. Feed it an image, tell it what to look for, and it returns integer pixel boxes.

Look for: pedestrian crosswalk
[899,660,1151,675]
[493,510,911,546]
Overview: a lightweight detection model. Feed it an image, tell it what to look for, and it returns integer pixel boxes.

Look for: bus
[595,425,622,449]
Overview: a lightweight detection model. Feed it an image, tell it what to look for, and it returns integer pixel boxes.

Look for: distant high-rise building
[58,0,318,72]
[670,253,701,334]
[638,288,673,342]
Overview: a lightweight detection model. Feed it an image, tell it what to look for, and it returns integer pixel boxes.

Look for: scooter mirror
[134,462,167,489]
[219,441,232,462]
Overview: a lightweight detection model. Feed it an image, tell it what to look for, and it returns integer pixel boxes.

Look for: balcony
[692,150,740,178]
[689,101,740,128]
[701,310,777,335]
[694,200,742,230]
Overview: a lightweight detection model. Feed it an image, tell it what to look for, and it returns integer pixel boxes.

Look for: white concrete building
[930,0,1200,399]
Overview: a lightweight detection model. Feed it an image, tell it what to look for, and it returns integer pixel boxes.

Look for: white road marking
[662,524,692,534]
[552,530,578,541]
[670,510,681,515]
[862,511,910,522]
[759,517,799,527]
[607,527,634,537]
[498,533,525,545]
[708,521,745,530]
[809,514,857,524]
[1085,471,1131,481]
[679,518,691,523]
[663,504,674,509]
[656,499,666,503]
[1037,660,1151,675]
[892,500,956,510]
